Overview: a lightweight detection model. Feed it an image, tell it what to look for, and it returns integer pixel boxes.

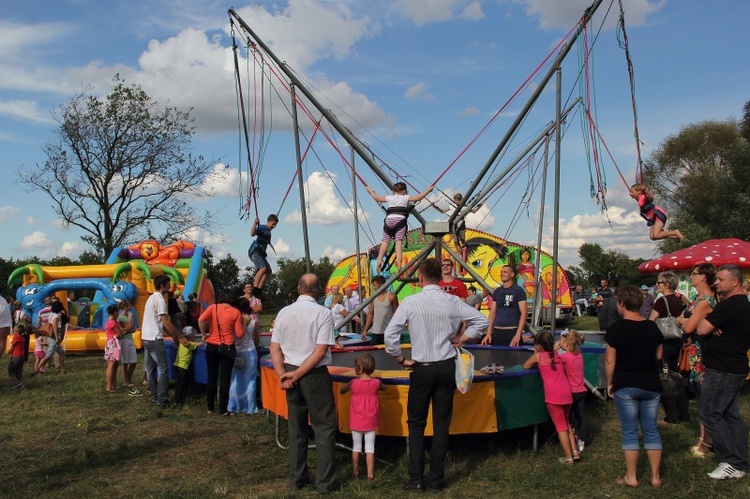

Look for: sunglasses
[657,281,665,284]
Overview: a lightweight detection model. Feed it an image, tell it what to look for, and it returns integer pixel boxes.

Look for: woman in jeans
[606,285,664,489]
[649,272,689,424]
[198,290,244,415]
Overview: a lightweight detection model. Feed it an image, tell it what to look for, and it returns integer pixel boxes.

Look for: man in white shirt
[141,274,181,408]
[385,258,489,492]
[270,274,337,494]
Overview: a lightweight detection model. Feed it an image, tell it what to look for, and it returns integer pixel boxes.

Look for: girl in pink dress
[524,331,577,464]
[103,304,123,392]
[339,353,386,480]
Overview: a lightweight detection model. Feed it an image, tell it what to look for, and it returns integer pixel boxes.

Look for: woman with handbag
[649,272,689,425]
[676,263,717,457]
[605,285,664,489]
[227,297,261,414]
[199,290,244,415]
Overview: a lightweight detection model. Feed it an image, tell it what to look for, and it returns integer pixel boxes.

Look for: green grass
[2,343,750,497]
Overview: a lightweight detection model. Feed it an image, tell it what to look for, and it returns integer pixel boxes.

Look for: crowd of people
[1,276,263,416]
[4,256,750,493]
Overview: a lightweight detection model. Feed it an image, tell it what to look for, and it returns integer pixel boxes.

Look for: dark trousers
[285,365,337,494]
[699,369,750,471]
[205,344,233,414]
[407,359,456,487]
[571,391,587,441]
[662,339,690,423]
[174,366,190,405]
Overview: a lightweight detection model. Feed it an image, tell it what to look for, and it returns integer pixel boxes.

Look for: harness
[383,205,413,239]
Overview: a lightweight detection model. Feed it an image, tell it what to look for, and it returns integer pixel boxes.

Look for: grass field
[1,314,749,498]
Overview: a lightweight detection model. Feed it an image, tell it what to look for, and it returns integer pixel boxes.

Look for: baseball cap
[640,284,649,290]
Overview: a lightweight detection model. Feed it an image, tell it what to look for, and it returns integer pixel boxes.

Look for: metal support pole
[291,84,312,271]
[531,136,550,327]
[550,67,562,333]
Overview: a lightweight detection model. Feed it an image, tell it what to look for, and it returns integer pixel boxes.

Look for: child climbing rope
[629,184,684,242]
[366,182,434,273]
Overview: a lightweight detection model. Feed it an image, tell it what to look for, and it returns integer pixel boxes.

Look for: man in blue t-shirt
[696,264,750,480]
[481,265,527,346]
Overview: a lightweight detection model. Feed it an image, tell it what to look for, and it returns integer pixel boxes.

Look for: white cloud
[462,1,485,21]
[20,230,54,250]
[0,100,55,124]
[404,82,434,101]
[199,162,247,198]
[25,216,35,225]
[457,106,478,117]
[393,0,483,26]
[59,240,84,258]
[284,171,353,225]
[0,206,21,222]
[321,245,351,261]
[515,0,665,31]
[2,1,391,138]
[273,237,292,256]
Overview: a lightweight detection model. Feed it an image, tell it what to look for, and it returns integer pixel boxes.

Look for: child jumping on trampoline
[629,184,684,242]
[248,214,278,299]
[339,353,386,480]
[366,182,433,273]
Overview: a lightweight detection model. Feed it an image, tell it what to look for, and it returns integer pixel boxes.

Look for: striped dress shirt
[384,284,489,362]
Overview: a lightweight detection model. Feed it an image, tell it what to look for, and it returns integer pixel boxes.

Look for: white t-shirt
[331,303,348,333]
[0,297,12,328]
[385,194,409,221]
[141,292,167,341]
[271,295,334,367]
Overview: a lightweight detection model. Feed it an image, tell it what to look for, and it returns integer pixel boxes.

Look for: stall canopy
[638,238,750,273]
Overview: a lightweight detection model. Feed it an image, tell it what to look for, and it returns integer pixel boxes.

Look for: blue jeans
[698,369,749,471]
[613,387,662,451]
[144,339,169,405]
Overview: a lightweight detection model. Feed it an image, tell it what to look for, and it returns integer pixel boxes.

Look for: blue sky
[1,0,748,271]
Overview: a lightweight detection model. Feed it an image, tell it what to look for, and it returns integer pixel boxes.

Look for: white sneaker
[708,462,746,480]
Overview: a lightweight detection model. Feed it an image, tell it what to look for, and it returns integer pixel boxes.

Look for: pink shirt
[105,318,119,341]
[560,351,586,394]
[537,352,573,405]
[349,378,381,432]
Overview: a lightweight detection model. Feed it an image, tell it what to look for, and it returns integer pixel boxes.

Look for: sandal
[558,457,574,466]
[480,363,497,374]
[573,450,581,461]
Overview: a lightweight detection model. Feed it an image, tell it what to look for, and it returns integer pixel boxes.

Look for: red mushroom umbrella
[638,238,750,273]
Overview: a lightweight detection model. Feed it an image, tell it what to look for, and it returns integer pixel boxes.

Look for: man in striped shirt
[385,258,489,493]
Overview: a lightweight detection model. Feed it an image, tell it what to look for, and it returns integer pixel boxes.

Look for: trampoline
[260,338,606,438]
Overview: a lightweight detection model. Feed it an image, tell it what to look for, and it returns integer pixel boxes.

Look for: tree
[204,252,241,296]
[575,243,649,287]
[18,75,218,258]
[644,100,750,252]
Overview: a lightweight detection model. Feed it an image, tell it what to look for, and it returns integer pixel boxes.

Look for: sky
[1,0,749,274]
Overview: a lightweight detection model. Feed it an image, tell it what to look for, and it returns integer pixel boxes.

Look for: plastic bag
[455,347,475,394]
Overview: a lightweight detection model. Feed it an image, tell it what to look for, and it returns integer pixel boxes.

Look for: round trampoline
[260,337,606,437]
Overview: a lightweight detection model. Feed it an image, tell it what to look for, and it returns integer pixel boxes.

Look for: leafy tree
[575,243,650,287]
[204,252,241,296]
[17,75,218,258]
[274,256,337,300]
[644,100,750,251]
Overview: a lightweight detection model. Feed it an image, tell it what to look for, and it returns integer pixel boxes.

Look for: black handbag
[659,362,682,398]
